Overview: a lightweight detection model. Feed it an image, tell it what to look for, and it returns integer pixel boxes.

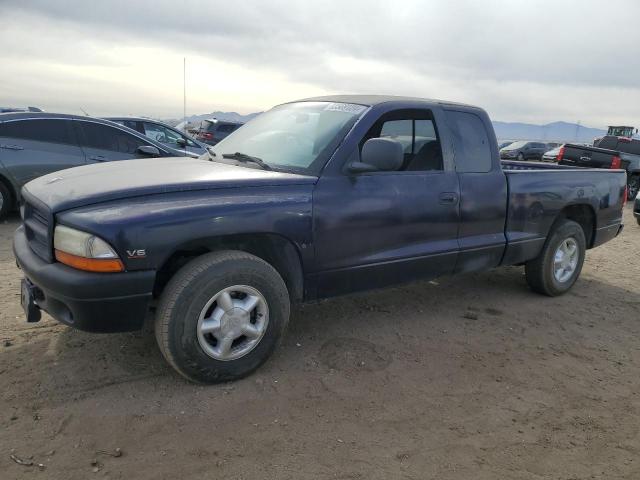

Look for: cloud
[1,0,639,126]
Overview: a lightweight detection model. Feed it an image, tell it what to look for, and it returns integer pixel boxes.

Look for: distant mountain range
[166,111,607,144]
[492,121,606,143]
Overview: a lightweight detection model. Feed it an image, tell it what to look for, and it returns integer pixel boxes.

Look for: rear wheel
[0,182,12,220]
[525,220,586,296]
[155,250,290,383]
[627,175,639,200]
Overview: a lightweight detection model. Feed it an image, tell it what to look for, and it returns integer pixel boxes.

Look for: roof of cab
[293,94,478,110]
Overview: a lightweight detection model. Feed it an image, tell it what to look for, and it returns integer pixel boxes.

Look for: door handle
[439,192,459,205]
[89,155,107,162]
[1,144,24,150]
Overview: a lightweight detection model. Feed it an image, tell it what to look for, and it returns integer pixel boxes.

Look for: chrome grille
[23,200,53,262]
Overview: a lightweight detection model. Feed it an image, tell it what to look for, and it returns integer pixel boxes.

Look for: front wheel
[517,152,525,162]
[0,182,12,220]
[525,220,586,296]
[627,175,639,200]
[155,251,290,383]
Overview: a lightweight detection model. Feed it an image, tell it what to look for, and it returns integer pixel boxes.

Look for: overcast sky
[1,0,638,127]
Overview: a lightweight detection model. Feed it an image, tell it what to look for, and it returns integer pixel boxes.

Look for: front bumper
[13,226,156,333]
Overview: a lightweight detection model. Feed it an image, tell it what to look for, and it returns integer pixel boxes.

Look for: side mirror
[176,138,187,148]
[349,138,403,173]
[137,145,160,157]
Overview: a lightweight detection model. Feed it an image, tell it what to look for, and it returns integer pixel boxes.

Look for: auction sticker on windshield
[323,103,367,114]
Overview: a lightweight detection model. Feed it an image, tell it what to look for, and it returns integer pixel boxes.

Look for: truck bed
[500,160,626,266]
[502,160,585,171]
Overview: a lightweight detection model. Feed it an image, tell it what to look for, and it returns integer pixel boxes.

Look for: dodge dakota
[14,95,626,383]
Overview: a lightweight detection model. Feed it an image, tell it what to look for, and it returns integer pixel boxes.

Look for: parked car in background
[634,195,640,225]
[598,125,639,141]
[499,141,548,161]
[0,106,44,113]
[196,118,243,145]
[13,95,626,383]
[174,120,200,137]
[594,131,640,155]
[0,113,177,219]
[558,143,640,199]
[542,145,563,162]
[105,117,207,157]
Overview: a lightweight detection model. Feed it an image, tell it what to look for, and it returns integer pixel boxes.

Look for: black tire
[627,175,639,201]
[0,182,12,220]
[636,218,640,226]
[155,250,290,384]
[517,152,525,162]
[525,220,586,296]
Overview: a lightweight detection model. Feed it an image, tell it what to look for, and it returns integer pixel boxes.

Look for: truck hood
[23,157,317,213]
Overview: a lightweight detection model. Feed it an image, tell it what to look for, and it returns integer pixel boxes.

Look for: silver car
[542,145,563,162]
[0,112,178,219]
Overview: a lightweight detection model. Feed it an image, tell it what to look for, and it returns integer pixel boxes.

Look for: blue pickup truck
[14,95,626,383]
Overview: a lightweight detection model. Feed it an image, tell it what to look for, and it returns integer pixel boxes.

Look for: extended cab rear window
[445,111,492,173]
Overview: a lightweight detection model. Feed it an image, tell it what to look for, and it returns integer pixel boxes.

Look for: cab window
[361,109,442,171]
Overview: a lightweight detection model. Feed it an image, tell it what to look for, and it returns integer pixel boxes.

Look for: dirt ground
[1,207,640,480]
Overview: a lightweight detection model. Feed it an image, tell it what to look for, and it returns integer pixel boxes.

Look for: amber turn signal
[55,250,124,273]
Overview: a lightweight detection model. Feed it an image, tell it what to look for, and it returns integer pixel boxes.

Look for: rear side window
[0,119,76,145]
[77,121,147,154]
[217,124,239,133]
[445,111,492,173]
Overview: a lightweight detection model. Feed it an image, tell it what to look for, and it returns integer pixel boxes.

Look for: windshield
[504,141,527,149]
[200,101,367,174]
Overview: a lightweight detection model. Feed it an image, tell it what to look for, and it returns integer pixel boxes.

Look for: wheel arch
[0,173,18,210]
[153,233,305,302]
[553,204,596,248]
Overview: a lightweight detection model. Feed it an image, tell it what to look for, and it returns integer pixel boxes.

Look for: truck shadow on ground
[3,265,639,405]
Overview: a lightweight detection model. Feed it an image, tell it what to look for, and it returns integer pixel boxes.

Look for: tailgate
[560,144,616,169]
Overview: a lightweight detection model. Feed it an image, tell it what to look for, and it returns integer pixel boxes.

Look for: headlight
[53,225,124,272]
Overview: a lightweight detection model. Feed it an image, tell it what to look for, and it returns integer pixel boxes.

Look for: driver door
[312,109,460,298]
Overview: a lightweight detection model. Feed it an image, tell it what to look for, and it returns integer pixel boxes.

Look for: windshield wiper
[222,152,272,171]
[204,147,218,162]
